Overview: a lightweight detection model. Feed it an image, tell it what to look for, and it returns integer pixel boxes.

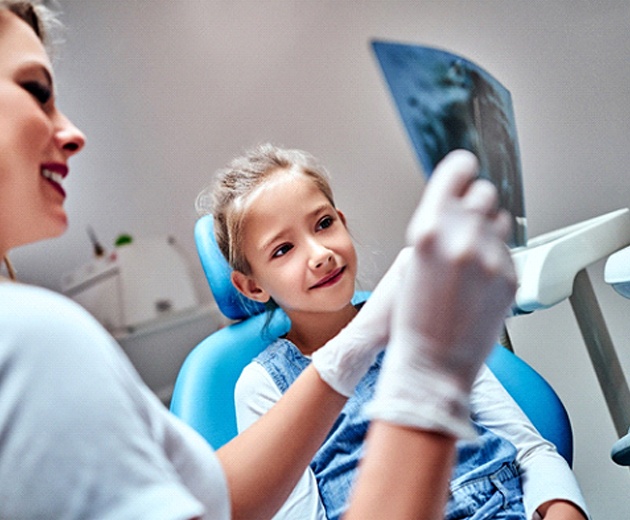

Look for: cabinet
[115,305,226,406]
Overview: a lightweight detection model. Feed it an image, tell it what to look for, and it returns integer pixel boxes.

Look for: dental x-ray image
[372,40,526,248]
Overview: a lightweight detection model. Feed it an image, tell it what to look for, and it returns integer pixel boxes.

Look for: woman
[0,2,517,518]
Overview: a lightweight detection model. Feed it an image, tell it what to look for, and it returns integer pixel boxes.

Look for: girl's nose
[308,241,333,270]
[54,111,86,157]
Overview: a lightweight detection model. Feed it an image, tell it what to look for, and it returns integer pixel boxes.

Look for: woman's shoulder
[0,283,118,358]
[2,282,82,311]
[1,283,100,329]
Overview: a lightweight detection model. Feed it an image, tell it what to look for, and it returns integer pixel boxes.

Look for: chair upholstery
[171,214,573,466]
[485,345,573,465]
[170,309,290,449]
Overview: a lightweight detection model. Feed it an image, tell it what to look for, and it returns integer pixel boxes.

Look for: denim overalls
[255,339,526,520]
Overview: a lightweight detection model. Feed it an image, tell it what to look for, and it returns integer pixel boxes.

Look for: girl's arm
[537,500,587,519]
[222,367,460,520]
[470,366,589,519]
[234,362,327,520]
[538,500,586,520]
[217,365,346,520]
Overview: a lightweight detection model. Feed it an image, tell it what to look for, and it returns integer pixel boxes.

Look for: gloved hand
[312,247,411,397]
[366,149,517,438]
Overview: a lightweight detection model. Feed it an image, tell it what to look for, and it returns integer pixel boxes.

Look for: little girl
[198,143,588,520]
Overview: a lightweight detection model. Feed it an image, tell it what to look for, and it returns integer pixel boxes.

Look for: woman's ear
[231,270,270,303]
[337,208,347,226]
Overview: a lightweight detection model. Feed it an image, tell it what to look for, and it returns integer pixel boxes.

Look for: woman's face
[0,11,85,256]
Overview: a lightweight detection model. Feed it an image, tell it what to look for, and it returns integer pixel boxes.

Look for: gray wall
[12,1,630,516]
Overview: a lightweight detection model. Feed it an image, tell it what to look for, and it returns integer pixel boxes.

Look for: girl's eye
[22,81,52,105]
[317,216,334,231]
[272,243,293,258]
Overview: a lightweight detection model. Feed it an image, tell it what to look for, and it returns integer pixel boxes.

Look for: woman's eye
[317,216,334,230]
[272,244,293,258]
[22,81,52,105]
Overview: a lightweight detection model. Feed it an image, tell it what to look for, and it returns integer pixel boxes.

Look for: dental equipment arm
[604,245,630,466]
[512,208,630,451]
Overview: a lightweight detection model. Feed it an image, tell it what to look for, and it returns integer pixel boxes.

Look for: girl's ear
[231,270,270,303]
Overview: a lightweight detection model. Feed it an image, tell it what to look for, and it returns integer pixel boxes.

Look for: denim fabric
[255,338,524,520]
[447,462,526,519]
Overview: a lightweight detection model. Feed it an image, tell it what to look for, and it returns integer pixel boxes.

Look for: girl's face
[0,11,85,256]
[232,170,357,319]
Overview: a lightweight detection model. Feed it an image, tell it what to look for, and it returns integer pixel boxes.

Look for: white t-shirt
[0,283,230,519]
[236,358,590,520]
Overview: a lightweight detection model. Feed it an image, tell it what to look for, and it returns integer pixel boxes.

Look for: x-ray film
[372,40,526,248]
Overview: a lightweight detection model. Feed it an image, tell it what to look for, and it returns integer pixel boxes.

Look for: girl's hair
[1,1,57,279]
[196,143,336,275]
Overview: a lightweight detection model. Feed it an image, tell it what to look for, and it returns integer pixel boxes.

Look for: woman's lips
[41,164,68,198]
[310,266,345,289]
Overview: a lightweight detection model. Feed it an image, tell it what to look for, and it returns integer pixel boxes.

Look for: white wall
[12,1,630,516]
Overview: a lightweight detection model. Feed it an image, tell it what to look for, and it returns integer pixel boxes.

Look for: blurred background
[11,1,630,516]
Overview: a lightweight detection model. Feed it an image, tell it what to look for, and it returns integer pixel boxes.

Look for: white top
[0,283,230,520]
[236,359,589,520]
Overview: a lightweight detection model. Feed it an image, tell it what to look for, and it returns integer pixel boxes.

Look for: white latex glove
[312,247,411,397]
[366,149,517,438]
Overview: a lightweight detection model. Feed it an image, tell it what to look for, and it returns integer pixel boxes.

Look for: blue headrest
[194,214,266,320]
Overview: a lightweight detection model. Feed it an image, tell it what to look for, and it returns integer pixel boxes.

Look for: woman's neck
[285,303,358,356]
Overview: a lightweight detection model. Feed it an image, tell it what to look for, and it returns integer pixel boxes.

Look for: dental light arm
[605,245,630,300]
[511,208,630,467]
[604,245,630,466]
[512,208,630,313]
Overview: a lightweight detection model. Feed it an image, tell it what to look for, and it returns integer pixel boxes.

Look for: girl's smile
[310,266,346,290]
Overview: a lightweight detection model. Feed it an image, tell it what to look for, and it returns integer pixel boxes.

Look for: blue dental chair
[170,214,573,465]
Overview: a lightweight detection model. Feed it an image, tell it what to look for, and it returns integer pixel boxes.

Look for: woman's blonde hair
[196,143,336,275]
[0,1,57,48]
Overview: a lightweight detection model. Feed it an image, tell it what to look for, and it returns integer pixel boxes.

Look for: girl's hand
[538,500,588,519]
[311,247,410,397]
